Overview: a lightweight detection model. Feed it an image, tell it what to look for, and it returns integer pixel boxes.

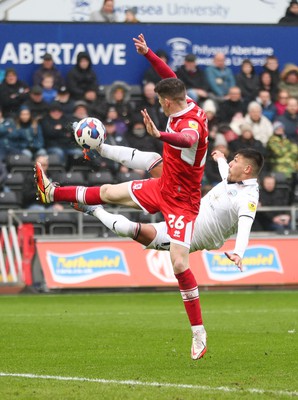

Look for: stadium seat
[116,171,142,183]
[57,171,86,186]
[20,211,47,235]
[47,212,77,235]
[6,154,33,173]
[88,171,114,186]
[47,154,66,174]
[0,191,21,210]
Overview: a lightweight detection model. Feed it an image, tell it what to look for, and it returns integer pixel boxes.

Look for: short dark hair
[236,148,264,176]
[154,78,186,102]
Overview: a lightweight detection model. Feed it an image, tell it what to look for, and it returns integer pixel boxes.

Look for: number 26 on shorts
[168,214,185,230]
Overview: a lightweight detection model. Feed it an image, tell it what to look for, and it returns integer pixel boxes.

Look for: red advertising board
[36,237,298,289]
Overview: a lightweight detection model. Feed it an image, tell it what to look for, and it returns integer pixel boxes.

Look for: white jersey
[147,158,259,258]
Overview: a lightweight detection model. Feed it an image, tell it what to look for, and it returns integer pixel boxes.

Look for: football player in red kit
[35,34,209,360]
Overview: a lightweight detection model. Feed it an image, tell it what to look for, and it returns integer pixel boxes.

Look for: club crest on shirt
[248,201,257,212]
[188,121,198,130]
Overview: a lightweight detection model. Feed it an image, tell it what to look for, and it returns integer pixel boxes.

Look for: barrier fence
[1,207,298,289]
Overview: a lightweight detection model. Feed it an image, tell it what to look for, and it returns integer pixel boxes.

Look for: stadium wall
[35,237,298,289]
[0,23,297,86]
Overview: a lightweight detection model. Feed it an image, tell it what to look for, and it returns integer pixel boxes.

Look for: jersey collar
[169,100,195,119]
[227,178,258,186]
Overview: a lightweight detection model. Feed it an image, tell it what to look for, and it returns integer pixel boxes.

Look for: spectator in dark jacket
[40,101,79,163]
[236,59,259,105]
[135,82,167,130]
[143,49,169,85]
[33,53,64,90]
[66,51,98,100]
[175,54,209,103]
[262,55,280,89]
[228,123,266,156]
[23,85,49,121]
[217,86,246,123]
[279,0,298,24]
[0,68,29,118]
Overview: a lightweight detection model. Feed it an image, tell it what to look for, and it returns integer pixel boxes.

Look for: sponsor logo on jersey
[47,248,129,284]
[132,182,143,190]
[202,245,283,281]
[188,120,199,130]
[248,201,257,211]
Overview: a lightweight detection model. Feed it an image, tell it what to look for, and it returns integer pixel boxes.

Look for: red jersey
[160,100,208,210]
[144,49,209,214]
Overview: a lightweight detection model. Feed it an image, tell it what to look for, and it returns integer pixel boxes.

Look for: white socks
[93,206,140,239]
[98,144,162,172]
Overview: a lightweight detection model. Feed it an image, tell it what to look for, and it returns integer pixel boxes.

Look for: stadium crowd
[0,50,297,232]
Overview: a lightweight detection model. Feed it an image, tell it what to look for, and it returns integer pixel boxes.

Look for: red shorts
[129,178,199,248]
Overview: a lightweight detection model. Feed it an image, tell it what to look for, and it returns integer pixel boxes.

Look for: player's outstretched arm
[212,150,229,181]
[133,33,176,79]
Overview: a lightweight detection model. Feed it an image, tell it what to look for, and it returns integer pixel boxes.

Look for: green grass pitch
[0,290,297,399]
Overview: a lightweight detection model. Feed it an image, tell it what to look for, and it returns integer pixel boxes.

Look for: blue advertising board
[0,23,297,86]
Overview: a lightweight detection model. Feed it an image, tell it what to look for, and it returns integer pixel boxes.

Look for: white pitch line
[0,372,297,397]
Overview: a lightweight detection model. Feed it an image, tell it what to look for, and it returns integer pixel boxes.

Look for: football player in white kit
[73,145,264,271]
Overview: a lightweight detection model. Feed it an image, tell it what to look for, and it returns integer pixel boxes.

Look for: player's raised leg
[34,162,137,207]
[72,203,157,246]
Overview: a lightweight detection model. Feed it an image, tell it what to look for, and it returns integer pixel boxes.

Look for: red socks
[53,186,103,204]
[175,268,203,326]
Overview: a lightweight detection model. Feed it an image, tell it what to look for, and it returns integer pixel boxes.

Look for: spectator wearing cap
[14,105,46,159]
[33,53,64,90]
[205,52,236,101]
[72,101,89,123]
[266,121,298,179]
[0,68,29,118]
[124,7,140,23]
[275,97,298,144]
[228,123,265,156]
[23,85,49,120]
[175,54,209,104]
[55,86,75,118]
[279,0,298,24]
[278,64,298,100]
[66,51,98,101]
[40,101,78,163]
[90,0,117,22]
[143,49,169,85]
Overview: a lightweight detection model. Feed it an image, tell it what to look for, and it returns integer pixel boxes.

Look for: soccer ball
[74,117,106,150]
